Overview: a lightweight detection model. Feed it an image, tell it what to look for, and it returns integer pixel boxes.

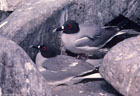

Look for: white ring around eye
[61,26,64,30]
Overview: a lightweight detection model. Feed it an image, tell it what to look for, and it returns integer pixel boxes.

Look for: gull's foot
[77,54,88,60]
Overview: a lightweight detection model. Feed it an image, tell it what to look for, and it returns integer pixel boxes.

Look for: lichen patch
[25,62,34,71]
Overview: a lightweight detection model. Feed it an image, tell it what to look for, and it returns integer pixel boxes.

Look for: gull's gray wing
[75,26,119,48]
[42,55,80,71]
[40,55,97,85]
[42,55,95,73]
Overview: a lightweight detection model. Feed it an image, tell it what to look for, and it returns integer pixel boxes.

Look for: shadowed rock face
[0,11,12,22]
[52,80,123,96]
[0,35,51,96]
[67,0,140,25]
[0,0,23,23]
[100,35,140,96]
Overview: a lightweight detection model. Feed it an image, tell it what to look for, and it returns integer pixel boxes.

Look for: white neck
[35,52,48,72]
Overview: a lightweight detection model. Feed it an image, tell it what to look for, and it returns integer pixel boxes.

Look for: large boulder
[0,35,51,96]
[100,35,140,96]
[67,0,140,25]
[0,0,23,22]
[0,0,24,11]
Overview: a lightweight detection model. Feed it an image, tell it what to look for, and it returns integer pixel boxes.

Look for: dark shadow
[0,10,13,22]
[100,81,124,96]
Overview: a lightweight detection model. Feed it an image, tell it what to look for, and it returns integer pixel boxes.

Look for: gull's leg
[76,54,88,60]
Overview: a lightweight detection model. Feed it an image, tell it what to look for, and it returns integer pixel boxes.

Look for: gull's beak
[30,45,40,50]
[53,26,64,33]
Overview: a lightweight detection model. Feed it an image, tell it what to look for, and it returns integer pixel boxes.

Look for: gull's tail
[104,14,140,32]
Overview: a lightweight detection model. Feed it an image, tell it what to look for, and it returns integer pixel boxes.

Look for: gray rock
[0,11,11,22]
[52,80,122,96]
[0,0,23,11]
[67,0,140,25]
[0,35,51,96]
[100,35,140,96]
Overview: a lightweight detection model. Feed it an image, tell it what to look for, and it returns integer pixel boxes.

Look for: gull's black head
[32,44,60,58]
[55,20,80,34]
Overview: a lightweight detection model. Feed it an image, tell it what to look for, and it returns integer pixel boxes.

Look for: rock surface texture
[0,0,23,11]
[67,0,140,25]
[52,80,122,96]
[0,35,51,96]
[100,35,140,96]
[0,11,11,22]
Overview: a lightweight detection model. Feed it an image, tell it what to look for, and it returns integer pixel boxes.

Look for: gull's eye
[42,47,46,51]
[68,25,72,29]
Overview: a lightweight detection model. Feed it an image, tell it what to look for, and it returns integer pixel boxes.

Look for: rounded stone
[100,35,140,96]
